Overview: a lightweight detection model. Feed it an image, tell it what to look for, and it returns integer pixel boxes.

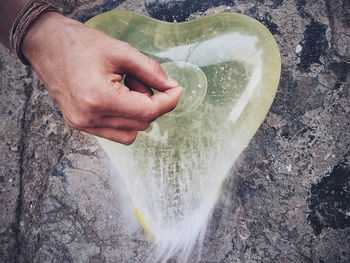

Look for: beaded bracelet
[9,0,59,65]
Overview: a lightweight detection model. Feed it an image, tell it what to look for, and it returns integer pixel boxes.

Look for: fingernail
[167,77,179,87]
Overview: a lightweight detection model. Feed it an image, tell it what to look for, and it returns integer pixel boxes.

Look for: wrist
[22,12,67,64]
[9,0,61,65]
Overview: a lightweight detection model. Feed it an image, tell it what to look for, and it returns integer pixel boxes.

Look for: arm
[0,1,182,145]
[0,0,27,48]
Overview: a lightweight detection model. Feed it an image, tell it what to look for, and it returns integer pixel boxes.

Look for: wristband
[9,0,59,65]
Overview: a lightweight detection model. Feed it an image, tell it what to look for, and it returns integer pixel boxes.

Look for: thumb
[116,43,180,92]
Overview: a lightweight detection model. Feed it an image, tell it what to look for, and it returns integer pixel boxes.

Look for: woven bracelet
[9,0,59,65]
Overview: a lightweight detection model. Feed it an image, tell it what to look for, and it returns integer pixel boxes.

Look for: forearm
[0,0,28,48]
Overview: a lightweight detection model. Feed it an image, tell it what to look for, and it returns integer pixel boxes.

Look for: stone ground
[0,0,349,262]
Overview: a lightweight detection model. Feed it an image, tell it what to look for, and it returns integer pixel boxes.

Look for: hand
[22,12,183,145]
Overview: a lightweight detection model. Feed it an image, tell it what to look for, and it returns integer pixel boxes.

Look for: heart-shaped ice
[86,11,280,262]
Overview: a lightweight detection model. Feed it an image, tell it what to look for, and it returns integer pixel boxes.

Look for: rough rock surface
[0,0,349,262]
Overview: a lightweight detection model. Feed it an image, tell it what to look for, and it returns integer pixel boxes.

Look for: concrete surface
[0,0,349,262]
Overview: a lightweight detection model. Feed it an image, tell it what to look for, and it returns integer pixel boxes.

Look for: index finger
[100,83,183,121]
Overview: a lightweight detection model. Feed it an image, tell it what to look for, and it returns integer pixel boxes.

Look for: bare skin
[0,4,183,145]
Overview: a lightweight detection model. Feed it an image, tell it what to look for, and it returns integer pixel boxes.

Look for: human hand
[22,12,183,145]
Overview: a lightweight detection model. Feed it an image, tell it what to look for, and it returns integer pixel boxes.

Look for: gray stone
[326,0,350,61]
[0,46,30,263]
[48,0,76,14]
[0,0,349,262]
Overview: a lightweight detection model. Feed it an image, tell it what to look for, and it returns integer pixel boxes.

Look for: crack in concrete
[13,67,34,263]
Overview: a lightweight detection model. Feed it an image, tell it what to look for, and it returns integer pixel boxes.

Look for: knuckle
[168,100,178,112]
[150,59,163,75]
[120,133,137,145]
[142,109,158,122]
[82,93,100,111]
[138,122,150,131]
[166,95,181,114]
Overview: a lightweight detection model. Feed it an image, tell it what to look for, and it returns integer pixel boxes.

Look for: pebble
[10,146,18,152]
[295,44,302,54]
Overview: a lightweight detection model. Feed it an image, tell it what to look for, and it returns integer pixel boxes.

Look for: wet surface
[1,0,350,262]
